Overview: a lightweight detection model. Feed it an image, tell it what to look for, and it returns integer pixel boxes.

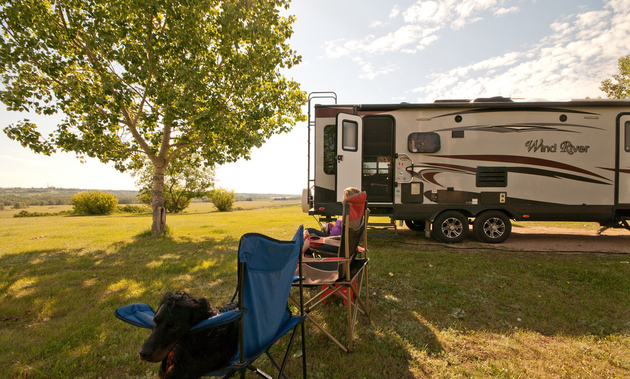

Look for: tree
[0,0,306,234]
[600,54,630,99]
[72,190,118,215]
[207,187,236,212]
[135,156,215,214]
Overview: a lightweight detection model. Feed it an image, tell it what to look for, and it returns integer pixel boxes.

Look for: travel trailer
[302,92,630,243]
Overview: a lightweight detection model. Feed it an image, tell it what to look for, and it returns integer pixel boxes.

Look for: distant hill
[0,187,140,206]
[235,193,300,202]
[0,187,300,207]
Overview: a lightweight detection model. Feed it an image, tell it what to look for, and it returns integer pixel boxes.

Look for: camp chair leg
[349,276,369,316]
[290,293,350,352]
[303,312,349,353]
[245,365,273,379]
[364,266,370,315]
[306,285,345,310]
[265,324,299,379]
[300,317,307,379]
[347,290,353,351]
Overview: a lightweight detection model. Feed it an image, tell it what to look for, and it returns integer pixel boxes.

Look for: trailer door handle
[337,154,343,162]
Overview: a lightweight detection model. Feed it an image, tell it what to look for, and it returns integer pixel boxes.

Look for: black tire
[405,219,426,232]
[473,211,512,243]
[433,211,469,243]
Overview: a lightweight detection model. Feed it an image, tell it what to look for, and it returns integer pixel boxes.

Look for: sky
[1,0,629,194]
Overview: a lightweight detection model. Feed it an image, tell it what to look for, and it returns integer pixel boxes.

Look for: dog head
[138,292,217,362]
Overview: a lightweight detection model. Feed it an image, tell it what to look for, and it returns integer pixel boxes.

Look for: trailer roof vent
[472,96,513,103]
[434,99,471,103]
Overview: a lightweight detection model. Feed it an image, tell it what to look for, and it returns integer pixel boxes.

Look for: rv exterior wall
[309,100,630,242]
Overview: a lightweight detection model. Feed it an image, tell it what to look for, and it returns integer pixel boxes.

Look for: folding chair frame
[295,192,370,352]
[115,226,307,379]
[226,241,307,379]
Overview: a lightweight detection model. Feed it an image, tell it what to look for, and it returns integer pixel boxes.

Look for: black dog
[139,292,238,379]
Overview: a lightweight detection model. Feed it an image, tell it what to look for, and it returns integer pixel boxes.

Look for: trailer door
[618,114,630,204]
[336,113,363,202]
[362,115,395,203]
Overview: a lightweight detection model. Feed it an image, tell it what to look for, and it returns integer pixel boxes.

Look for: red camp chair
[295,191,370,352]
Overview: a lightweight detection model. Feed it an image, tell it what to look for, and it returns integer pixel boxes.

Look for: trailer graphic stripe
[431,107,600,119]
[507,167,611,185]
[597,167,630,175]
[418,162,611,187]
[433,122,604,133]
[431,154,611,182]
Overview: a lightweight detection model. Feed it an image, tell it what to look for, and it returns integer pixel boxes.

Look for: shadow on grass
[368,231,630,338]
[282,230,629,378]
[3,225,630,378]
[0,233,241,378]
[299,266,444,379]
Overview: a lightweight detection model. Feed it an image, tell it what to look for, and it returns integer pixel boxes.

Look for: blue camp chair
[115,226,307,378]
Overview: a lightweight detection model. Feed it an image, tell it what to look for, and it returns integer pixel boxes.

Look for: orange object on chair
[321,277,358,305]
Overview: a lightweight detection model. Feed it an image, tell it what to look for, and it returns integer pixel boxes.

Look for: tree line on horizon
[0,187,140,207]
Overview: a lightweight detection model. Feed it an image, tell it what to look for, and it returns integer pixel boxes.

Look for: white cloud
[404,1,442,24]
[323,39,351,59]
[451,0,498,29]
[324,0,527,61]
[389,5,401,19]
[412,0,630,102]
[494,6,519,17]
[353,57,398,80]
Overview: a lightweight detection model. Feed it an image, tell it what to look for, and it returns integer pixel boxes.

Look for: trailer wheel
[433,211,469,243]
[473,211,511,243]
[405,220,426,232]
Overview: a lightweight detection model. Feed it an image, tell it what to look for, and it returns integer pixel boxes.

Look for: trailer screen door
[619,116,630,204]
[336,113,363,202]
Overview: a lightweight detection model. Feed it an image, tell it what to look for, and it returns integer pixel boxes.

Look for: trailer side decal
[434,123,604,134]
[409,162,611,188]
[432,154,610,181]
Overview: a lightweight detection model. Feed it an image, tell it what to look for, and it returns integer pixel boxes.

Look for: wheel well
[472,209,515,220]
[430,209,516,221]
[431,209,473,220]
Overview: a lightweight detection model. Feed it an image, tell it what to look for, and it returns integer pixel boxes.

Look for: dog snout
[138,342,162,362]
[138,347,153,361]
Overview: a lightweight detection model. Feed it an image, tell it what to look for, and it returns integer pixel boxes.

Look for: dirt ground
[498,226,630,254]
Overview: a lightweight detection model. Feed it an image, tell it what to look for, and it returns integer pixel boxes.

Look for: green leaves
[3,120,55,155]
[1,0,306,169]
[1,0,306,232]
[600,55,630,99]
[134,155,216,213]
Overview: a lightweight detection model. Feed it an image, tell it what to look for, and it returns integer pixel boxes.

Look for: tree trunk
[151,163,167,234]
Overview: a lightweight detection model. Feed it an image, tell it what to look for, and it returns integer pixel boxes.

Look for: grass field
[1,203,629,378]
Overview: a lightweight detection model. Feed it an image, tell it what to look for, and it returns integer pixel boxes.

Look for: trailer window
[363,159,390,176]
[323,124,336,175]
[626,121,630,152]
[408,132,440,153]
[342,120,358,151]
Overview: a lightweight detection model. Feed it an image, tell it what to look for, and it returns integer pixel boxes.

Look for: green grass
[1,204,629,378]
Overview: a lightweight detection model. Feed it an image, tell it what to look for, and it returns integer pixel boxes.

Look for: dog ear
[160,292,176,308]
[198,297,208,309]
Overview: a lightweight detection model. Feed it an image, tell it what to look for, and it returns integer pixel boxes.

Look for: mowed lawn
[1,203,630,378]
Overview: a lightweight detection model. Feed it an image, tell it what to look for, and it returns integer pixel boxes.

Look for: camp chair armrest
[301,256,351,263]
[190,309,247,331]
[115,303,248,332]
[115,303,155,329]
